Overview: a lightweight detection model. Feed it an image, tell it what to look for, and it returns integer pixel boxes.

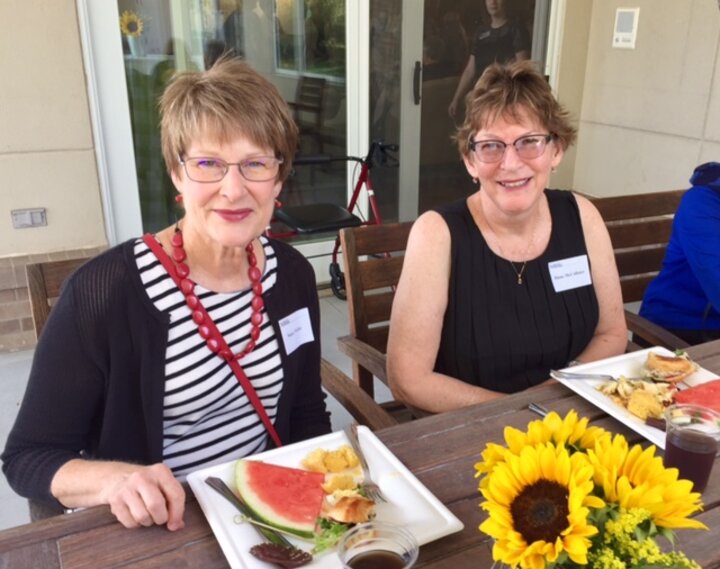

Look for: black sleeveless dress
[434,190,599,393]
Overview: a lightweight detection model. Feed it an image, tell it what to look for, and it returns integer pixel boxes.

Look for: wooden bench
[589,189,689,350]
[589,189,686,303]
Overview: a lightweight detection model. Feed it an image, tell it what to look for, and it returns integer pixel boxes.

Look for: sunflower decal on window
[120,10,144,38]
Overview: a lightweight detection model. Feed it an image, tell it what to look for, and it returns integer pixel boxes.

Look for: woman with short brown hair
[388,60,626,413]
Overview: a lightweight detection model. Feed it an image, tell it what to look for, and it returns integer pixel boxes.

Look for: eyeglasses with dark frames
[179,155,283,183]
[468,133,554,163]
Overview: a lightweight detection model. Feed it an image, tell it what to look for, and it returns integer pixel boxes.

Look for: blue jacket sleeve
[676,187,720,314]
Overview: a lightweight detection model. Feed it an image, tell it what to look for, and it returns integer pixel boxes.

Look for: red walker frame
[265,141,398,299]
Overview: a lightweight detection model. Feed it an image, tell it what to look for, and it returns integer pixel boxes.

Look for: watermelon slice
[674,379,720,412]
[235,460,326,539]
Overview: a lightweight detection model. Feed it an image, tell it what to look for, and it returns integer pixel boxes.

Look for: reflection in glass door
[419,0,545,214]
[368,1,401,223]
[116,0,348,236]
[369,0,549,222]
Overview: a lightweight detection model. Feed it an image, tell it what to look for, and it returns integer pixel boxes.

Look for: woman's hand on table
[51,459,186,531]
[103,463,185,530]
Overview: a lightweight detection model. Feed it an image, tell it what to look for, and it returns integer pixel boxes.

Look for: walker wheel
[329,262,346,300]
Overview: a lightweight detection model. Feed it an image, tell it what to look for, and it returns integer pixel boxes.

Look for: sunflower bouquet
[474,411,707,569]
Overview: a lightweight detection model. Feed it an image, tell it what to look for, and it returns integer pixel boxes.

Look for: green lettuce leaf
[313,517,351,554]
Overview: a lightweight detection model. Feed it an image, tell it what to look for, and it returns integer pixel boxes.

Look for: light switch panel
[613,8,640,49]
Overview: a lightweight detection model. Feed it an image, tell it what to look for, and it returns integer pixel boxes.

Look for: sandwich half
[644,351,697,383]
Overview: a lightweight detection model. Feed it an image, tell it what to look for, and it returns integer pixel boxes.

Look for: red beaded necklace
[169,227,264,361]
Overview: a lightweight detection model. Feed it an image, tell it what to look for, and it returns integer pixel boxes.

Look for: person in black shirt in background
[448,0,531,118]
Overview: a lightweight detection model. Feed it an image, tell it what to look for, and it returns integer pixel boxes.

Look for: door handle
[413,61,421,105]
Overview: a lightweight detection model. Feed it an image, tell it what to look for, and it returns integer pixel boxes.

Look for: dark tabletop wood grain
[2,340,719,568]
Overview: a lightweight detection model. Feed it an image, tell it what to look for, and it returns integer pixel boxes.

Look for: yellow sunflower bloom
[475,411,610,486]
[477,413,706,568]
[524,410,608,449]
[474,442,510,478]
[120,10,144,38]
[587,434,707,530]
[480,442,601,569]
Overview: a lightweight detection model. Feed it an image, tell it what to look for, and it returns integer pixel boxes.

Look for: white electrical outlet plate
[11,208,47,229]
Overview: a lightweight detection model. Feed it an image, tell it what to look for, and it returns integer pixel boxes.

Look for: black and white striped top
[134,236,283,479]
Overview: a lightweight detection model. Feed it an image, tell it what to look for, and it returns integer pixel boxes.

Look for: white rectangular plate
[187,426,464,569]
[555,346,717,449]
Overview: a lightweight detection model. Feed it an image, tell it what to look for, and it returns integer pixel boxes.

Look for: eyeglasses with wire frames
[468,133,555,163]
[179,155,284,183]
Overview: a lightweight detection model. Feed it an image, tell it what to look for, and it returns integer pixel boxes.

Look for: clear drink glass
[663,403,720,493]
[337,521,419,569]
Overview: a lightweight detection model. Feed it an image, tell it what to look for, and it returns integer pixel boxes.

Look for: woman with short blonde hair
[3,58,330,529]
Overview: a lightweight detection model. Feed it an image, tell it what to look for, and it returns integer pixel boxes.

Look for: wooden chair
[26,258,88,339]
[23,258,89,520]
[320,359,396,430]
[25,258,394,431]
[288,76,327,153]
[337,222,422,422]
[589,189,690,351]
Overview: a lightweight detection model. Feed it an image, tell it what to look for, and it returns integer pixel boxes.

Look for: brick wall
[0,247,106,353]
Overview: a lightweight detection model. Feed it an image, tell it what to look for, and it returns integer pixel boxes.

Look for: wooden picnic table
[1,339,719,568]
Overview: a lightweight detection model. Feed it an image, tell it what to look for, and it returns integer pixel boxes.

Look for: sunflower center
[510,479,569,544]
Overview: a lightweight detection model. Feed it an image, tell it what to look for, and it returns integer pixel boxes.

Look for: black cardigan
[2,238,331,506]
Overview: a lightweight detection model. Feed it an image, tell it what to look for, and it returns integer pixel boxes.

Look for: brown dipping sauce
[347,550,408,569]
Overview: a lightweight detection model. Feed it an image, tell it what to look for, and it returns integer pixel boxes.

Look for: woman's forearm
[51,459,147,507]
[389,369,503,414]
[51,458,186,530]
[452,63,475,105]
[575,330,628,364]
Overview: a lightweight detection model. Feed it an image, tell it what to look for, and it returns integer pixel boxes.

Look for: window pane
[117,0,348,238]
[304,0,345,79]
[275,0,298,71]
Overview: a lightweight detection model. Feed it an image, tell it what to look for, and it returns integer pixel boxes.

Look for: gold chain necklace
[482,208,539,285]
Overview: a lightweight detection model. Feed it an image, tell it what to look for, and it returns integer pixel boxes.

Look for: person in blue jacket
[639,162,720,344]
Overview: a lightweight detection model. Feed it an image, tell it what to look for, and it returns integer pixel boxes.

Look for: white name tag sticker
[279,307,314,355]
[548,255,592,293]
